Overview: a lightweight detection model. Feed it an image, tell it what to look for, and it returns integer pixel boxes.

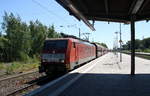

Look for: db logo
[52,51,55,54]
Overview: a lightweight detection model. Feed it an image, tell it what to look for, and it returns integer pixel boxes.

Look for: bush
[135,49,142,52]
[0,63,5,70]
[20,52,30,63]
[143,49,150,53]
[5,63,21,74]
[5,58,39,75]
[6,66,13,74]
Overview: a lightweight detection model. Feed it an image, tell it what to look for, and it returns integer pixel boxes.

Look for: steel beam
[130,16,136,75]
[104,0,109,15]
[138,0,150,14]
[132,0,145,14]
[129,0,145,14]
[59,0,95,31]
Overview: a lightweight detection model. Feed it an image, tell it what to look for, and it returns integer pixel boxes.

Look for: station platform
[27,52,150,96]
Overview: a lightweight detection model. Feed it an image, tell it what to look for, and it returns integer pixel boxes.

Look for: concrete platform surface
[27,52,150,96]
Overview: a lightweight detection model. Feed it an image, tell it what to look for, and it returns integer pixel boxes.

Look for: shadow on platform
[60,73,150,96]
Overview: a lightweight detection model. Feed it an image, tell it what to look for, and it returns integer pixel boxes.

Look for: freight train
[39,38,108,75]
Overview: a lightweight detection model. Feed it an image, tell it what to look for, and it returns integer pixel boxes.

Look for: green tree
[0,31,2,37]
[0,37,9,61]
[2,12,31,61]
[1,12,62,62]
[29,20,47,57]
[122,41,132,50]
[47,25,55,38]
[135,39,141,49]
[122,38,150,51]
[142,38,150,49]
[47,25,61,38]
[100,43,108,48]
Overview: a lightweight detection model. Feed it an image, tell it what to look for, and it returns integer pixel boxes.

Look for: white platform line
[49,59,100,96]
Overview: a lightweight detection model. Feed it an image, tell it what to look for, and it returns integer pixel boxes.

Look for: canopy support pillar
[131,16,136,75]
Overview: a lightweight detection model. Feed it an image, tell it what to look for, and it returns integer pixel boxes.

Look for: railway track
[0,70,46,96]
[7,76,49,96]
[0,70,38,82]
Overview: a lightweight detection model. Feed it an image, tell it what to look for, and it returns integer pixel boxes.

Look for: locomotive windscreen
[43,40,68,50]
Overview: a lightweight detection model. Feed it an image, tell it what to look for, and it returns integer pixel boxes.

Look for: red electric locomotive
[39,38,96,75]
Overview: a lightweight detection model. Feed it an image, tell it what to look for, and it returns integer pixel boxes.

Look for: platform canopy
[56,0,150,30]
[56,0,150,75]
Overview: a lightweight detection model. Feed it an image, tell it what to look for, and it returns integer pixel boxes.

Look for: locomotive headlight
[42,59,47,62]
[60,59,64,63]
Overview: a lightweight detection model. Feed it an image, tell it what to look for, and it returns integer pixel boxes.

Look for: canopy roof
[56,0,150,30]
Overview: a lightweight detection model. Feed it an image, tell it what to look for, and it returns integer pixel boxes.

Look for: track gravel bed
[0,71,45,96]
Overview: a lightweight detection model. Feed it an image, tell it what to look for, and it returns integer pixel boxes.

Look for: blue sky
[0,0,150,49]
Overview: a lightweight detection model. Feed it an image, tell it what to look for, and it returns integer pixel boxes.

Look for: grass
[122,49,150,53]
[0,63,5,70]
[0,58,40,75]
[135,54,150,60]
[143,49,150,53]
[5,62,39,75]
[122,51,150,60]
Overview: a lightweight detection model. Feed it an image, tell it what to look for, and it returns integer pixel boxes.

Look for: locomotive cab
[39,39,68,75]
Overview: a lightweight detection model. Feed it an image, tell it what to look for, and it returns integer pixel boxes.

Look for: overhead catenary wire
[31,0,69,23]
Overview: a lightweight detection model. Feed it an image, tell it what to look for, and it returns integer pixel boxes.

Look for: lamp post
[115,31,119,57]
[119,23,122,62]
[114,23,122,62]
